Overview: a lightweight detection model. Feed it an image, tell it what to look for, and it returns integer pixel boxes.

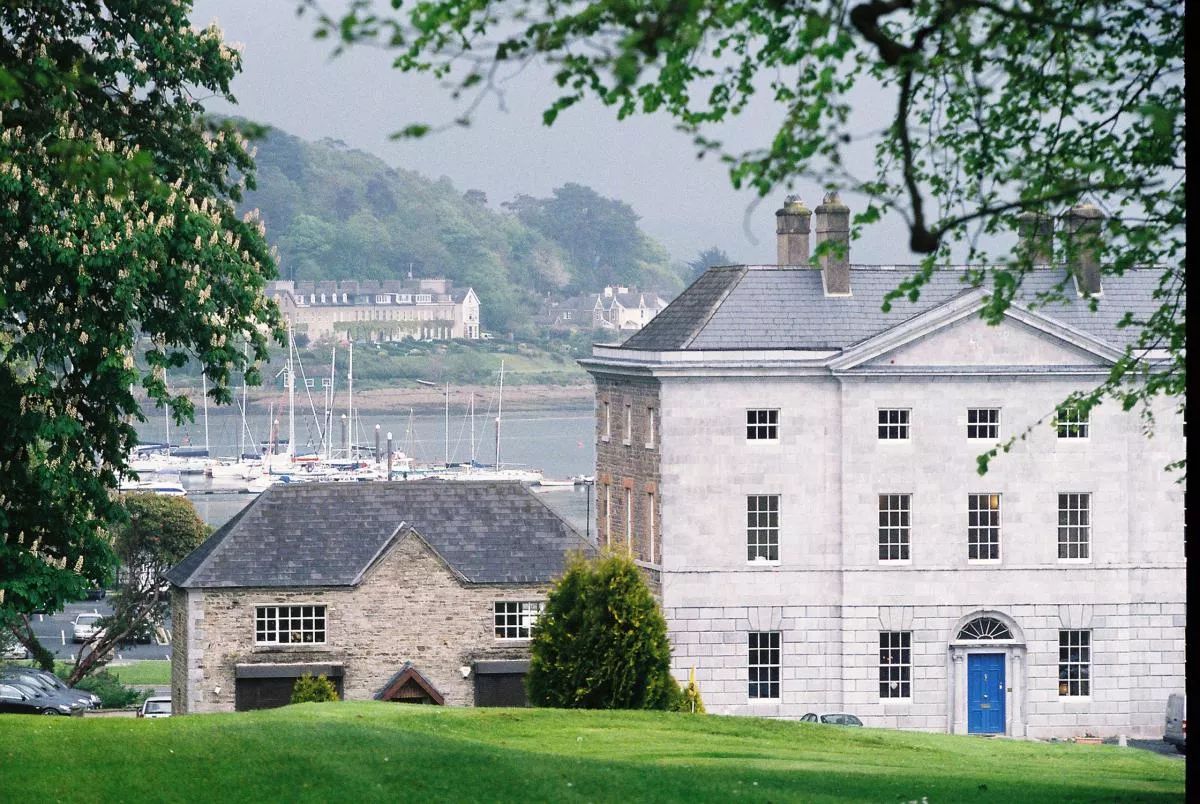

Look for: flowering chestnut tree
[0,2,282,647]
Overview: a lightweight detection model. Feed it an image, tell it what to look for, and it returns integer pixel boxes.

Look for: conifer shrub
[527,551,677,710]
[290,673,339,704]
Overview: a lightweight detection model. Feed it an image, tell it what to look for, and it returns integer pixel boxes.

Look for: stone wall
[593,373,662,567]
[665,601,1185,738]
[173,534,548,713]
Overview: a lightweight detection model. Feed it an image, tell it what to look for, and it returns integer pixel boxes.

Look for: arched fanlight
[957,616,1013,640]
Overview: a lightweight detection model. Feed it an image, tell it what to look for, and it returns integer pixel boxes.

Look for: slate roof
[165,480,594,589]
[620,266,1164,352]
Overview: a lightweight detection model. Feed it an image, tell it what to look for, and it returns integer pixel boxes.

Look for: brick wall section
[173,534,549,713]
[592,373,662,567]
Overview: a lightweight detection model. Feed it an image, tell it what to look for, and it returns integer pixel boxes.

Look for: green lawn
[106,660,171,686]
[0,703,1183,803]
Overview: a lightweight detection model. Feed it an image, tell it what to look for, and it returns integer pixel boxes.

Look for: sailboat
[442,360,543,484]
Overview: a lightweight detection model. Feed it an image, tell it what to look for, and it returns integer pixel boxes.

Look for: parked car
[72,612,105,643]
[1,642,29,660]
[84,586,107,601]
[1164,693,1186,754]
[800,712,864,726]
[138,696,172,718]
[0,682,83,715]
[0,668,99,710]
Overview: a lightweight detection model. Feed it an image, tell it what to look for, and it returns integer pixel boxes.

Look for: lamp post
[386,431,393,480]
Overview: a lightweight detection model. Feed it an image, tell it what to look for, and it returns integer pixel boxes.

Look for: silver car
[138,696,172,718]
[72,612,105,643]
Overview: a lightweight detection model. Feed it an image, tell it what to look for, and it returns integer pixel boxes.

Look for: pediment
[831,290,1121,371]
[863,314,1110,368]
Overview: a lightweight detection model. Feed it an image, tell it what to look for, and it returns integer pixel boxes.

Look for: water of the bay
[145,404,599,535]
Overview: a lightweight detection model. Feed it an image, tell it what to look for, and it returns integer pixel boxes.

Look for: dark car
[84,586,107,601]
[0,682,82,715]
[0,668,99,710]
[800,712,864,726]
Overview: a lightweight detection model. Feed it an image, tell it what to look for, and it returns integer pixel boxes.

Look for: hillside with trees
[241,127,687,333]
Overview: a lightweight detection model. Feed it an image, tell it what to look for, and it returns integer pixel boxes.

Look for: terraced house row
[581,194,1185,739]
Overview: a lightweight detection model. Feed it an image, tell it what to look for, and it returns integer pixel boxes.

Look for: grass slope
[106,660,171,686]
[0,703,1183,803]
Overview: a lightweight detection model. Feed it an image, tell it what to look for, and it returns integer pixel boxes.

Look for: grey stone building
[580,195,1185,739]
[166,480,593,713]
[266,277,481,342]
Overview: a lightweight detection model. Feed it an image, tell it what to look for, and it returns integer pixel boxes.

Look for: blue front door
[967,653,1006,734]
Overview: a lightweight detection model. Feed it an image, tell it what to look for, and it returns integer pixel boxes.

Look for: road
[28,599,172,663]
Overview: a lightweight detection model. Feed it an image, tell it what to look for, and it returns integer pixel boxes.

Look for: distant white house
[580,194,1185,740]
[266,278,480,342]
[537,286,670,333]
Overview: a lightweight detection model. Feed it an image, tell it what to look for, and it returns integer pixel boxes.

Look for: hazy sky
[192,0,915,265]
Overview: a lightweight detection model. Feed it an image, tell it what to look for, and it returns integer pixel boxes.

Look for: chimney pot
[814,191,851,295]
[1016,211,1053,265]
[1063,202,1104,296]
[775,195,812,265]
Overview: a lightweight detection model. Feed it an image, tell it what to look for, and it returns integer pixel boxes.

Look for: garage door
[235,677,296,712]
[233,663,345,711]
[474,673,527,707]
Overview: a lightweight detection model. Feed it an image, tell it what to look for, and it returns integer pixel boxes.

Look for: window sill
[643,443,655,450]
[879,696,913,703]
[600,435,610,443]
[878,559,912,566]
[622,439,632,447]
[967,559,1002,566]
[745,439,780,445]
[494,638,533,644]
[1057,558,1093,565]
[746,559,781,567]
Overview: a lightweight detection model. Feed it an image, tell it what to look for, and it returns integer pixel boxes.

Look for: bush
[290,673,339,704]
[68,669,143,709]
[527,551,676,710]
[673,668,706,714]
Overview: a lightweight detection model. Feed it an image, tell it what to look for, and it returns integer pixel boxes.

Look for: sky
[191,0,917,266]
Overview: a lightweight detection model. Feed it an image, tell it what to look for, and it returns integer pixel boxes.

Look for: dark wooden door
[474,673,527,707]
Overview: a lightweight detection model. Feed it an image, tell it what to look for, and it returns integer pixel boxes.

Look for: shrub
[68,669,143,709]
[290,673,339,704]
[673,668,706,714]
[527,551,676,710]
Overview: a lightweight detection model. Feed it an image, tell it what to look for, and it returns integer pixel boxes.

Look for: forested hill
[240,126,687,332]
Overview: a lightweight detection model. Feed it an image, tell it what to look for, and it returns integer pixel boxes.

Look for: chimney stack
[1016,211,1053,265]
[775,195,812,265]
[814,191,851,295]
[1063,202,1104,296]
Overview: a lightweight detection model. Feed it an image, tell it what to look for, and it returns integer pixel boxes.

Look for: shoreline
[136,380,596,417]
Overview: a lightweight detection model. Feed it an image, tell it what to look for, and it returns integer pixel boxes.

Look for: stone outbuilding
[166,480,593,713]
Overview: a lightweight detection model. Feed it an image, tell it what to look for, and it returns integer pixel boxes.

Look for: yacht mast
[201,370,210,458]
[495,359,504,468]
[347,341,354,459]
[239,343,247,462]
[287,318,296,462]
[444,382,449,466]
[163,370,171,457]
[469,392,475,465]
[326,347,336,460]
